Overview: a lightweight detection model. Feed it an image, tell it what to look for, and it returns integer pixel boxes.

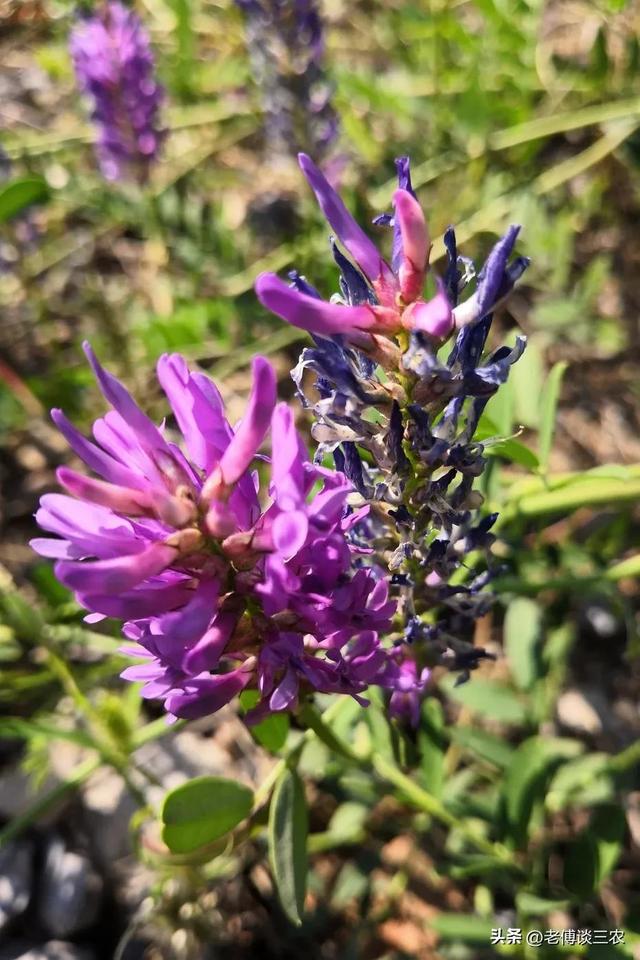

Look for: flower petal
[256,273,378,337]
[393,188,430,303]
[56,541,177,594]
[165,669,252,720]
[298,153,385,282]
[403,282,453,339]
[218,356,276,486]
[57,466,152,515]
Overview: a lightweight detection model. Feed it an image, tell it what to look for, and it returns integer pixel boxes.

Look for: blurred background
[1,0,640,958]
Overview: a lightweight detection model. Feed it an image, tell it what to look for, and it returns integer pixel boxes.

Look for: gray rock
[37,838,102,938]
[81,768,137,867]
[0,743,85,824]
[556,687,610,735]
[0,941,95,960]
[0,840,32,930]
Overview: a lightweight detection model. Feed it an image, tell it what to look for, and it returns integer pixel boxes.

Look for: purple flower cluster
[235,0,338,159]
[255,154,529,690]
[70,1,165,183]
[32,345,412,722]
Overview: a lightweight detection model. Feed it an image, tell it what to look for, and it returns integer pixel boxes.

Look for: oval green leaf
[440,675,529,726]
[0,177,49,223]
[268,767,308,925]
[430,914,495,942]
[504,597,543,691]
[539,361,568,472]
[503,736,583,847]
[161,776,253,854]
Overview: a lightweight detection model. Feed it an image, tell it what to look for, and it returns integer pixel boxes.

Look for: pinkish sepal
[402,282,453,340]
[393,189,430,304]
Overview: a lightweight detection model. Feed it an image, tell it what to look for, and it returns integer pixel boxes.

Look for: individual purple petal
[298,153,386,283]
[404,282,453,339]
[51,409,143,490]
[272,511,310,561]
[57,466,152,515]
[55,541,177,594]
[35,493,141,558]
[393,188,429,303]
[255,273,379,337]
[157,353,233,472]
[475,225,520,318]
[269,403,307,510]
[83,342,171,459]
[183,610,239,673]
[269,664,299,712]
[165,668,252,720]
[218,356,276,487]
[79,580,194,619]
[155,579,219,649]
[30,538,81,559]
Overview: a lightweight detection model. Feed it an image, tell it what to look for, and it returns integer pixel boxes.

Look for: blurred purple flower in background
[32,346,404,722]
[234,0,338,160]
[70,1,165,182]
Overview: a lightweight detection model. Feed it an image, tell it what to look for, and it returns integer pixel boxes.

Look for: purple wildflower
[388,658,430,728]
[258,154,529,699]
[32,345,399,722]
[70,2,165,183]
[256,154,525,364]
[234,0,338,159]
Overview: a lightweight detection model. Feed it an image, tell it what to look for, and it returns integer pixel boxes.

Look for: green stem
[372,753,516,866]
[495,553,640,595]
[43,644,148,807]
[609,738,640,774]
[301,705,518,869]
[0,713,184,849]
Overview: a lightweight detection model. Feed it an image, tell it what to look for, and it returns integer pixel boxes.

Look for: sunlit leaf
[0,177,49,223]
[504,597,542,691]
[162,776,253,854]
[502,736,583,846]
[538,361,568,472]
[268,767,308,925]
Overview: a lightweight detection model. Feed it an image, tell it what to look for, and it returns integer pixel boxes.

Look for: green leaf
[449,726,514,769]
[364,692,400,762]
[484,437,540,471]
[430,914,495,941]
[504,597,543,690]
[546,753,613,812]
[1,716,96,749]
[564,832,599,900]
[592,803,626,885]
[511,335,545,428]
[268,767,308,925]
[484,375,514,435]
[0,177,49,223]
[502,736,583,847]
[161,776,253,854]
[516,892,571,916]
[440,675,528,726]
[418,699,446,798]
[538,361,568,472]
[331,862,368,906]
[240,690,289,753]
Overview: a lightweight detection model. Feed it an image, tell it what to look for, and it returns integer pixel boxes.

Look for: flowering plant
[70,1,165,182]
[33,153,527,733]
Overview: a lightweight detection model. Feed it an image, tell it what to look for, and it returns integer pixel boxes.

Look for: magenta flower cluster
[70,1,165,182]
[31,344,412,722]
